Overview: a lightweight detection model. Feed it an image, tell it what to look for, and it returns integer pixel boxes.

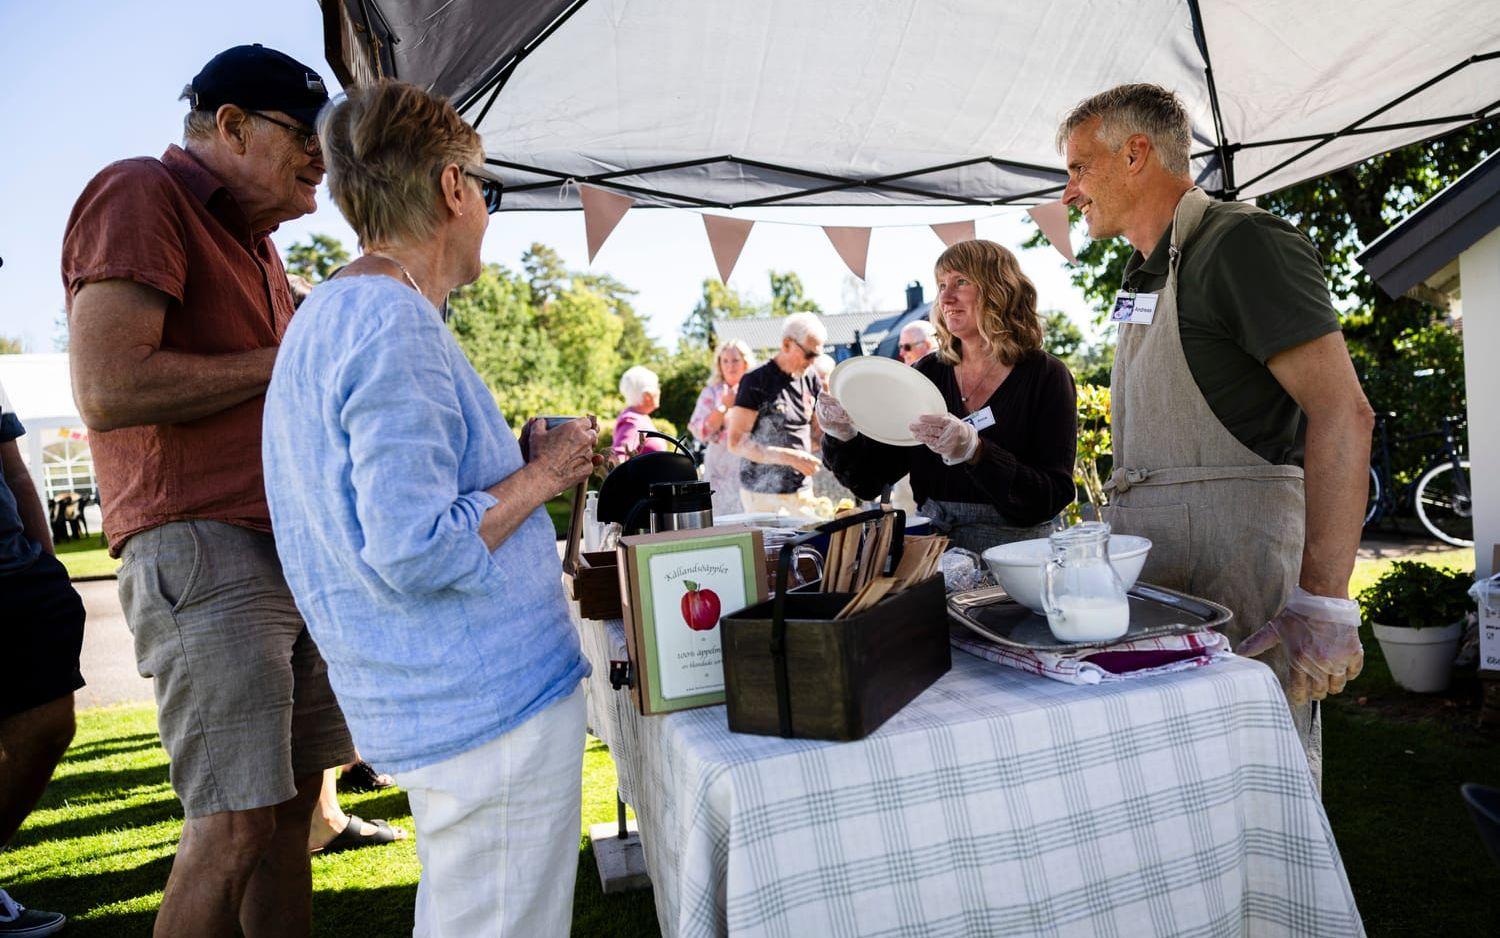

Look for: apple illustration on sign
[681,580,721,632]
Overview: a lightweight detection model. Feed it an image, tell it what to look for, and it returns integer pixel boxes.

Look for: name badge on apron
[1109,291,1159,325]
[962,406,996,431]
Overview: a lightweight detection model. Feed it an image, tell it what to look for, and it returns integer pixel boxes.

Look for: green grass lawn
[8,549,1497,935]
[53,534,119,579]
[4,706,659,937]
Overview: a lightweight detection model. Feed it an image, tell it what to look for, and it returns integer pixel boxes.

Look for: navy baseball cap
[184,44,330,128]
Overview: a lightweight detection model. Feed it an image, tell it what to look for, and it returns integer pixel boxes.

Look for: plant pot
[1372,620,1464,693]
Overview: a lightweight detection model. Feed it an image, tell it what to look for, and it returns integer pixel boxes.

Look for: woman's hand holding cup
[526,416,602,496]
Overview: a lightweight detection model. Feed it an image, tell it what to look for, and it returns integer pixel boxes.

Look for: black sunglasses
[248,111,320,157]
[464,168,504,214]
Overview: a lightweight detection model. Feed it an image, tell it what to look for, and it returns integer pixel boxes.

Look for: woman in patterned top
[687,340,754,517]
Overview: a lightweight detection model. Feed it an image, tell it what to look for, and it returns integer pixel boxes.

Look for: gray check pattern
[570,601,1364,938]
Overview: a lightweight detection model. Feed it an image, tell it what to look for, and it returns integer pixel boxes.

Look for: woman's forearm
[477,464,553,551]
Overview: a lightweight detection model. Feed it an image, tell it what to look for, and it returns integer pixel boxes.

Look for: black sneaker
[0,889,65,936]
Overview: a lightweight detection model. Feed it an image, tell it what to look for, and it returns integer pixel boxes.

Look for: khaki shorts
[119,520,355,818]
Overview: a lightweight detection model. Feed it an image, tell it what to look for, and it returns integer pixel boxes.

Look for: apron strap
[1105,463,1304,495]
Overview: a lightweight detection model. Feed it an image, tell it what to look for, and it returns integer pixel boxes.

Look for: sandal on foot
[339,760,395,792]
[316,815,405,855]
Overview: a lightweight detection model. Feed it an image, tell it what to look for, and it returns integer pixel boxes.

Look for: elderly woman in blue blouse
[262,80,597,938]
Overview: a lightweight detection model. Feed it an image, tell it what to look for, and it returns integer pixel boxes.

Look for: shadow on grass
[12,853,173,937]
[16,792,182,846]
[42,763,173,806]
[572,839,660,938]
[337,788,412,824]
[65,733,162,761]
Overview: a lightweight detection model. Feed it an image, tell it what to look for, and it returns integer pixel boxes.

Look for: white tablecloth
[571,601,1364,938]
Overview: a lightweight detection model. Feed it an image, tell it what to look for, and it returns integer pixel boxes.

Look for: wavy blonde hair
[709,339,755,385]
[932,240,1042,367]
[317,79,483,248]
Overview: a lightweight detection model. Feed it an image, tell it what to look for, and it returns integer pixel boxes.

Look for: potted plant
[1358,561,1474,693]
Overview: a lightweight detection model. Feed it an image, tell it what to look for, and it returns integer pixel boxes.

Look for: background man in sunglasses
[726,312,828,514]
[61,45,357,936]
[898,319,939,365]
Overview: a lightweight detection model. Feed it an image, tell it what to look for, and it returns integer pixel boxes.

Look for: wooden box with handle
[720,509,951,741]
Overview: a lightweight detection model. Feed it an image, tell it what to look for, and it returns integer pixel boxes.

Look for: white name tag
[963,406,996,431]
[1109,291,1159,325]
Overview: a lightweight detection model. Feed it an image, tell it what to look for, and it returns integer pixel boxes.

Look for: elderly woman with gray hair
[262,79,597,937]
[612,364,668,461]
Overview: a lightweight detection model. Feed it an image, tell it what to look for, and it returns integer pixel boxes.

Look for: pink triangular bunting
[930,220,976,248]
[1027,201,1077,265]
[580,185,634,263]
[823,226,871,280]
[702,215,755,283]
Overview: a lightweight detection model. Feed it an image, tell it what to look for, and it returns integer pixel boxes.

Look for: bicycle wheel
[1364,466,1381,526]
[1414,460,1473,547]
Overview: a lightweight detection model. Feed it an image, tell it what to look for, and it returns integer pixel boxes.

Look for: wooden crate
[720,574,950,741]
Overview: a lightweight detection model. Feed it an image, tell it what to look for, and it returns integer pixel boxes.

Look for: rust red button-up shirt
[62,145,296,555]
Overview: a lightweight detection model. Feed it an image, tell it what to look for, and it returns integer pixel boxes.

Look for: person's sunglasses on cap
[463,165,505,214]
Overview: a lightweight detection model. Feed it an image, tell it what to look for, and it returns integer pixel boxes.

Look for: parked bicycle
[1364,413,1473,547]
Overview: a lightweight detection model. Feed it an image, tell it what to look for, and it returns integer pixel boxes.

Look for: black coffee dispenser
[596,431,709,535]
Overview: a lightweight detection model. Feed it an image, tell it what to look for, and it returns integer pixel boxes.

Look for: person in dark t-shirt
[725,313,826,514]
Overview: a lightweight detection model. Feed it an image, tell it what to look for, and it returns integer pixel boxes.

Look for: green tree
[656,343,714,432]
[522,243,568,309]
[578,271,661,366]
[768,270,821,318]
[284,233,350,283]
[682,279,758,348]
[1040,310,1084,363]
[0,335,23,354]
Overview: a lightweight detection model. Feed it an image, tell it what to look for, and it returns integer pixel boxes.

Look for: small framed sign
[616,526,767,715]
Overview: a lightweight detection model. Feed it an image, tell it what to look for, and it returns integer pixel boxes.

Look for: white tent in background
[0,353,102,531]
[319,1,1500,210]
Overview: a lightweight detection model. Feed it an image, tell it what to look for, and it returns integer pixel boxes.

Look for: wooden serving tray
[947,583,1232,653]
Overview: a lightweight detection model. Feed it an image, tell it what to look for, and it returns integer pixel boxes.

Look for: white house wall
[1460,226,1500,582]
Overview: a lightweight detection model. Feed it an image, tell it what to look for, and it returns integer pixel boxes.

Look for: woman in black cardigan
[818,240,1077,554]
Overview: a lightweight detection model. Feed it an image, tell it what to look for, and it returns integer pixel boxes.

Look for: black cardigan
[823,351,1078,526]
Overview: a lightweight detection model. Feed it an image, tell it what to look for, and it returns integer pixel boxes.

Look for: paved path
[75,579,152,709]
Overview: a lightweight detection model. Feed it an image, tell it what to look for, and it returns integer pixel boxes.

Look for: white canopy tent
[320,0,1500,210]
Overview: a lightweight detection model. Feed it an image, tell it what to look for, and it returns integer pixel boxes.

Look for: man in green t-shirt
[1055,84,1375,782]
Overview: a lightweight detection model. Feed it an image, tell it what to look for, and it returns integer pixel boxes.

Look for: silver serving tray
[947,583,1233,653]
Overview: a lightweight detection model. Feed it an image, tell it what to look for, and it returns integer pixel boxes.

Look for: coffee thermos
[648,480,714,533]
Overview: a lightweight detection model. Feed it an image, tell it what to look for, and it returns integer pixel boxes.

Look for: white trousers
[396,684,586,938]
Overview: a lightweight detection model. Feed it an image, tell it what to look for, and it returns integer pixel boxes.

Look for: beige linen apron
[1104,187,1319,784]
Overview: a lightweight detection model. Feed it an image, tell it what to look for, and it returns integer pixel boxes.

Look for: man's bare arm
[69,279,279,431]
[725,406,820,475]
[1267,332,1376,600]
[2,439,54,555]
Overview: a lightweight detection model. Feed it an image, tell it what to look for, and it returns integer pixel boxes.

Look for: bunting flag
[702,215,755,283]
[580,184,634,263]
[930,220,976,248]
[822,226,871,280]
[1026,200,1077,264]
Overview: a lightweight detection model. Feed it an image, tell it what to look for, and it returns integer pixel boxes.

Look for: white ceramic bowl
[981,535,1153,614]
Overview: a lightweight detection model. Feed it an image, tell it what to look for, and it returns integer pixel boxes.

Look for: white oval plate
[828,356,947,446]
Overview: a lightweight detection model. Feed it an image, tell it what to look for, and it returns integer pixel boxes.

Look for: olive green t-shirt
[1120,198,1341,465]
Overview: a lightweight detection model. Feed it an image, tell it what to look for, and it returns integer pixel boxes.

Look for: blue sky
[0,0,1096,354]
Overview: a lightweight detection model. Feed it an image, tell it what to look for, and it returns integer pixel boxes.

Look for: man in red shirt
[62,46,356,937]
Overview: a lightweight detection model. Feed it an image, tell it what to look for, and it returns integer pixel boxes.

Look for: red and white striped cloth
[952,629,1232,686]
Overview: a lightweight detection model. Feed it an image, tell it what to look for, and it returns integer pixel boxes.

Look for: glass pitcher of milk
[1041,522,1130,642]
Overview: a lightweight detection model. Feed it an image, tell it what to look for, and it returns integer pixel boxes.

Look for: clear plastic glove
[816,391,857,442]
[1237,585,1364,705]
[909,413,979,466]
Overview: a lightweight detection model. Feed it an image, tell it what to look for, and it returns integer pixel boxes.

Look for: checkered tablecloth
[570,601,1364,938]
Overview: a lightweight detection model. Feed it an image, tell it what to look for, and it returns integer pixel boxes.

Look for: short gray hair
[180,87,221,142]
[901,320,938,344]
[1056,83,1192,177]
[781,312,826,345]
[619,365,660,407]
